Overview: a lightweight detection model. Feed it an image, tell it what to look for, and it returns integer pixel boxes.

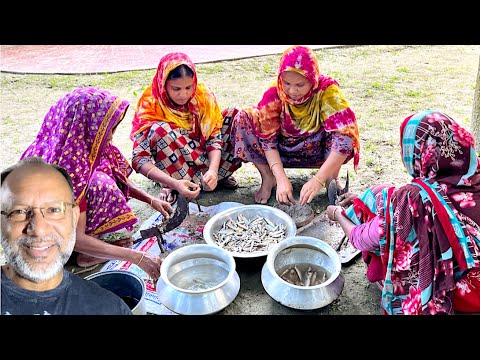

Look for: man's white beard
[1,224,76,283]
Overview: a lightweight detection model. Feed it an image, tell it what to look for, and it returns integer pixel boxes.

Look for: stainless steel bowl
[261,236,345,310]
[203,204,297,258]
[156,244,240,315]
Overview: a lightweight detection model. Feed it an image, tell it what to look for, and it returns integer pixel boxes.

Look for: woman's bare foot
[255,177,277,204]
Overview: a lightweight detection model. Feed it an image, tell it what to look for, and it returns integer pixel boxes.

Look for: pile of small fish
[212,214,287,254]
[280,265,327,287]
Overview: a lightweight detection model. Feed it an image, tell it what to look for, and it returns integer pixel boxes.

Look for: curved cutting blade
[337,172,349,196]
[162,191,189,233]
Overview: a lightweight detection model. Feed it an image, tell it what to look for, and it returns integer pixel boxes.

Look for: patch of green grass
[352,49,369,59]
[389,75,400,83]
[363,118,376,129]
[198,63,224,75]
[443,66,459,72]
[404,89,422,97]
[330,70,340,80]
[373,165,383,174]
[377,120,387,131]
[2,116,13,125]
[369,78,397,93]
[384,83,395,92]
[46,76,76,89]
[365,155,374,167]
[364,140,377,152]
[94,70,153,88]
[397,67,408,73]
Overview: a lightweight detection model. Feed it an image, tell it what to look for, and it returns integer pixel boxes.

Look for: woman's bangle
[333,207,343,221]
[137,252,146,266]
[333,207,339,221]
[313,175,326,187]
[269,162,282,171]
[146,167,155,180]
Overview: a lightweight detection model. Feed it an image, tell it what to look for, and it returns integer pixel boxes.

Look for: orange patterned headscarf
[130,52,223,144]
[244,45,360,170]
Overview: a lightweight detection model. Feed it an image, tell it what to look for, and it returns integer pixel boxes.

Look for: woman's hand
[202,169,218,192]
[150,197,174,218]
[136,252,162,280]
[175,179,201,200]
[299,177,325,205]
[337,191,357,207]
[275,177,295,205]
[326,205,343,222]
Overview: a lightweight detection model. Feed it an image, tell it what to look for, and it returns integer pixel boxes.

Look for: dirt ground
[1,45,479,315]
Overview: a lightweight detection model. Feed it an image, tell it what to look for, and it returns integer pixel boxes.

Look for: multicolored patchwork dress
[130,52,242,185]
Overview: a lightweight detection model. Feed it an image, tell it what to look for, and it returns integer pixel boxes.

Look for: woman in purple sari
[21,87,173,279]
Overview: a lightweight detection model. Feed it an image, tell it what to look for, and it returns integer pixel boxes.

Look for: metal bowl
[203,204,297,258]
[156,244,240,315]
[261,236,345,310]
[85,270,147,315]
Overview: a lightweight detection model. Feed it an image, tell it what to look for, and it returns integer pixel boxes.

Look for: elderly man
[1,157,132,315]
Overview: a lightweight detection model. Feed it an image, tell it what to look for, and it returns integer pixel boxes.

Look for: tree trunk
[472,55,480,154]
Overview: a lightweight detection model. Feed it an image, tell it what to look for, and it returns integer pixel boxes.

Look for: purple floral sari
[21,87,138,236]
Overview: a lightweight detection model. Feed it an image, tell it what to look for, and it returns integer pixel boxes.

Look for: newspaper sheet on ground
[100,201,244,315]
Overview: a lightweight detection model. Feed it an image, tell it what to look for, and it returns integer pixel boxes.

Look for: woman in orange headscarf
[232,45,360,205]
[130,52,242,203]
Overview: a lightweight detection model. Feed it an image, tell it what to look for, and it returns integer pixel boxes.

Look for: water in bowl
[168,258,230,291]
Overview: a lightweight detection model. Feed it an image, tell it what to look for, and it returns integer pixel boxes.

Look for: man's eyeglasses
[1,201,74,222]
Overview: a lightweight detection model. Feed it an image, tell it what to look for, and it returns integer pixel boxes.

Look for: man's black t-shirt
[1,269,132,315]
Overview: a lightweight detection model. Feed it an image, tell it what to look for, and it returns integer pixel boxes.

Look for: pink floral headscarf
[244,45,360,170]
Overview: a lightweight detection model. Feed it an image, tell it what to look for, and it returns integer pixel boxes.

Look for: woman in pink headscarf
[232,45,360,205]
[327,110,480,315]
[21,87,173,279]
